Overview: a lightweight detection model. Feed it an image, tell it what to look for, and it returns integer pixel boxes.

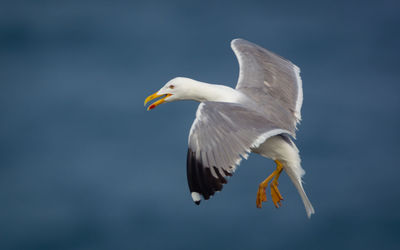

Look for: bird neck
[184,78,241,103]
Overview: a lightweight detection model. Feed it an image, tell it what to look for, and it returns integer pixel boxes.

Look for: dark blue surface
[1,0,400,249]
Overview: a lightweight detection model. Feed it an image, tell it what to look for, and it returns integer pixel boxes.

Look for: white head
[144,77,196,110]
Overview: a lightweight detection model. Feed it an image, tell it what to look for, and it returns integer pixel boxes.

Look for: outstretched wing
[187,102,292,204]
[231,38,303,128]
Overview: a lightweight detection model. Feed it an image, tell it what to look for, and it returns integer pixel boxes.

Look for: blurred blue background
[1,0,399,249]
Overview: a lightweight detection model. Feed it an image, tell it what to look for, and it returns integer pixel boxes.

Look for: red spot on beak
[148,104,156,110]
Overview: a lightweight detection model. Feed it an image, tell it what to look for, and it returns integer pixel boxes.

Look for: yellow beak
[144,92,172,111]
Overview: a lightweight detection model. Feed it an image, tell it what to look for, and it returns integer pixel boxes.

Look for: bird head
[144,77,192,110]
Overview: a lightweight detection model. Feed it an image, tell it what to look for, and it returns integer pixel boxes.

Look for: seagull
[144,38,315,218]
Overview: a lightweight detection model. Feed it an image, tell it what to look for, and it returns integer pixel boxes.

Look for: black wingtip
[187,148,228,205]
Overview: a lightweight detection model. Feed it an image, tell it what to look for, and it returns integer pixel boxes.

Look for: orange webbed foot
[270,181,284,208]
[256,185,267,208]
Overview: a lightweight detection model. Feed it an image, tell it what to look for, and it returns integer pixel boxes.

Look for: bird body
[144,39,314,218]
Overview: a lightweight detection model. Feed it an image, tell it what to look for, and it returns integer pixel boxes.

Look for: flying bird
[144,39,314,218]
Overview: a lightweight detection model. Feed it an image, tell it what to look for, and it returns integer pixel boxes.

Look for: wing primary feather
[204,153,223,193]
[187,148,201,205]
[206,152,219,179]
[199,152,217,198]
[194,151,210,200]
[213,166,227,184]
[223,169,233,177]
[212,151,228,183]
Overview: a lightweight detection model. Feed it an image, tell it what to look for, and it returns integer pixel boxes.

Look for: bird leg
[256,171,275,208]
[256,160,284,208]
[270,160,284,208]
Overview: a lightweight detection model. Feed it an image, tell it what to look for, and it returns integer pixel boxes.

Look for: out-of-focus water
[1,0,399,249]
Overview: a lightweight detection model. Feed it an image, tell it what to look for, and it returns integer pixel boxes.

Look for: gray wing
[231,38,303,130]
[187,102,292,204]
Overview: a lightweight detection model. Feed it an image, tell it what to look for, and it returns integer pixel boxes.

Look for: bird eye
[169,85,175,89]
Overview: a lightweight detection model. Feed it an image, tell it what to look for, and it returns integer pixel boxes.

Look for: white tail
[284,164,315,218]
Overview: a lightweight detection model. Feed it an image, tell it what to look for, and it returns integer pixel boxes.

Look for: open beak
[144,92,172,111]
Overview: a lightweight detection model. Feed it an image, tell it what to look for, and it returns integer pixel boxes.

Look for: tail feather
[284,164,315,218]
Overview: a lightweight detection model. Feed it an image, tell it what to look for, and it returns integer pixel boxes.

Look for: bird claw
[256,186,267,208]
[271,182,283,208]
